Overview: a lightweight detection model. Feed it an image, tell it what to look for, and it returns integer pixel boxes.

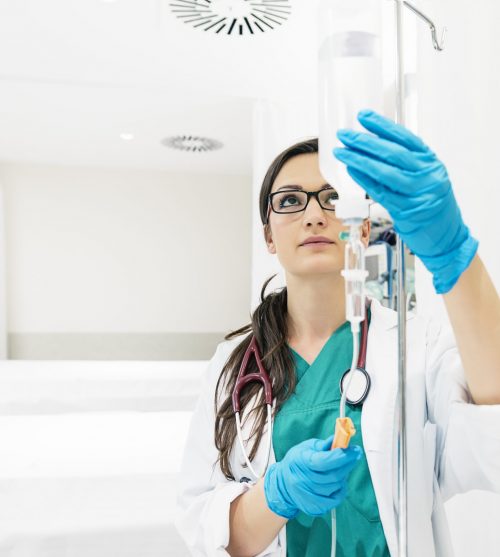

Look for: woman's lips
[301,241,333,247]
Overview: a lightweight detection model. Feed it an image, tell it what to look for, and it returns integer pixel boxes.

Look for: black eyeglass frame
[265,188,339,224]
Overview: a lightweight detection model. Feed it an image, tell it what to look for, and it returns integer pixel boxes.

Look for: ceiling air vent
[161,135,224,152]
[169,0,292,35]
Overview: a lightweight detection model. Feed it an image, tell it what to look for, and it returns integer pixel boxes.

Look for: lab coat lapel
[362,298,401,557]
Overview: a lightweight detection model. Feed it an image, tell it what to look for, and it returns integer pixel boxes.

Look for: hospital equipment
[317,2,382,551]
[318,0,378,446]
[319,1,448,555]
[392,6,446,551]
[365,242,392,304]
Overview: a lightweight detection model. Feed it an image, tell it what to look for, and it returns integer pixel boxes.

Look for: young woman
[175,110,500,557]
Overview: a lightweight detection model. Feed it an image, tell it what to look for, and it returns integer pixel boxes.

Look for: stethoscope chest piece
[339,299,372,407]
[340,366,371,406]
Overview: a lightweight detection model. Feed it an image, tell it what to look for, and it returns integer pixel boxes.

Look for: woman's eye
[326,193,337,206]
[280,194,299,207]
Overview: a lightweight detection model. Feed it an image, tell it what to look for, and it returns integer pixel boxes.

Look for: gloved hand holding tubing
[263,435,362,519]
[333,109,479,295]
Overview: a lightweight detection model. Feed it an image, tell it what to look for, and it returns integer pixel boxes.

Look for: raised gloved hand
[333,109,479,294]
[263,435,362,519]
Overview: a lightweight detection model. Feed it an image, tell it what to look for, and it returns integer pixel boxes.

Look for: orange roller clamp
[331,417,356,449]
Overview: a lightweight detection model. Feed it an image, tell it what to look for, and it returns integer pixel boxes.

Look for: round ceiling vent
[161,135,224,152]
[169,0,292,35]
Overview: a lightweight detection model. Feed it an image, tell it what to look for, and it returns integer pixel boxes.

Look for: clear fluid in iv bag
[318,30,384,197]
[317,0,384,201]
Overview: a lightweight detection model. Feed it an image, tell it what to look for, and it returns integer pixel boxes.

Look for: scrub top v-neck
[272,309,390,557]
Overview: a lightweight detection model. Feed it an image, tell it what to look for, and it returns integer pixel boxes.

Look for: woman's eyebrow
[276,183,333,191]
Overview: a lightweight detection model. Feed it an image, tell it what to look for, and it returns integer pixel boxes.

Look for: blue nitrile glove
[263,435,362,519]
[333,109,479,294]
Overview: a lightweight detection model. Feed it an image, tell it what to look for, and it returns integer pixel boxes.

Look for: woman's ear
[263,224,276,254]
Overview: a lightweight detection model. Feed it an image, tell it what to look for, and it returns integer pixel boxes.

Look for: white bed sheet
[0,360,207,557]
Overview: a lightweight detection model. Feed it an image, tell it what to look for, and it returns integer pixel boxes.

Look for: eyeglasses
[266,188,339,223]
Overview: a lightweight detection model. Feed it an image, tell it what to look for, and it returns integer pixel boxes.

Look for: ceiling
[0,0,321,175]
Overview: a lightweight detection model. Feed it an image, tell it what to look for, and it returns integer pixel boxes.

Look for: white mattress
[0,360,208,557]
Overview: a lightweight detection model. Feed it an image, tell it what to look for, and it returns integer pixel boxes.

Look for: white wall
[0,182,7,359]
[414,0,500,322]
[0,162,252,359]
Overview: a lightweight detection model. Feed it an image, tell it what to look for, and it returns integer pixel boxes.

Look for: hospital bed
[0,360,206,557]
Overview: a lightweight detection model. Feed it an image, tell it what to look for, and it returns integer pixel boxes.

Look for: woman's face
[264,152,371,278]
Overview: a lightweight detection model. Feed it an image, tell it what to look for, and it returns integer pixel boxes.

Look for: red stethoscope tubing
[232,301,371,412]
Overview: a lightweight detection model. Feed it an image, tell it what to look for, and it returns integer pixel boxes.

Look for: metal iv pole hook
[403,0,447,51]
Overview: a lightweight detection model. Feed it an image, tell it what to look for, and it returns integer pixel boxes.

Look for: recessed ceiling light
[169,0,292,35]
[120,133,135,141]
[161,135,223,152]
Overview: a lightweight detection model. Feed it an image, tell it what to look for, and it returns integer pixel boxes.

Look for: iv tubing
[332,221,366,557]
[340,221,366,419]
[331,315,360,556]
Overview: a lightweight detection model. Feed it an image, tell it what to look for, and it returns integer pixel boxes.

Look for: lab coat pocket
[423,420,437,515]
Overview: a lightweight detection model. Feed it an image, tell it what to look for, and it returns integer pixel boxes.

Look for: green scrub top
[272,308,391,557]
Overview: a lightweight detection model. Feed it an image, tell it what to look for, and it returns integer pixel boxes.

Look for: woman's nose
[303,196,326,224]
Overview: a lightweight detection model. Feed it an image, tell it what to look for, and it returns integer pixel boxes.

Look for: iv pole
[394,1,445,555]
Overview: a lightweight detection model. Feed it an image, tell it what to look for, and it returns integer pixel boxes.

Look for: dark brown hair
[214,137,319,480]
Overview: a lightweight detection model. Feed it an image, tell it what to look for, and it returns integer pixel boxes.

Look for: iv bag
[318,0,384,219]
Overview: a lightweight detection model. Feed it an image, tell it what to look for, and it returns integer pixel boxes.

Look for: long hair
[214,137,319,480]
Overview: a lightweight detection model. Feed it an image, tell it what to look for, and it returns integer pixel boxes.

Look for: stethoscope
[232,300,372,480]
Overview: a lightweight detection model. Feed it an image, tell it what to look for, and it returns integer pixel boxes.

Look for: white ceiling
[0,0,321,175]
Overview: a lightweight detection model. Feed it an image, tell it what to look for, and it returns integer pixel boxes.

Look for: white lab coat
[175,297,500,556]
